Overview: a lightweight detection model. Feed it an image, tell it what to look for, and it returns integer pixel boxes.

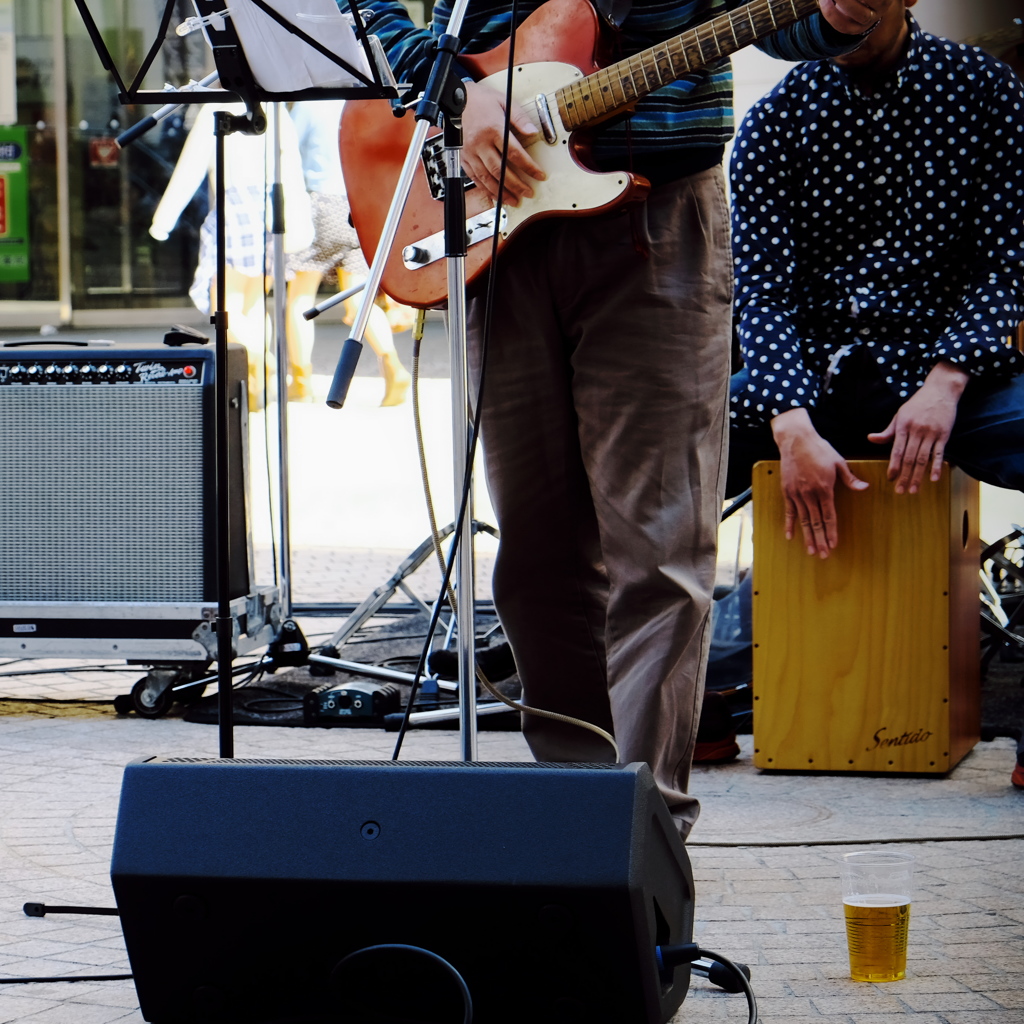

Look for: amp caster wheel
[130,670,178,719]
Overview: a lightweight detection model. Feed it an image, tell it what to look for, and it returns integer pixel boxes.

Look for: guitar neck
[557,0,820,131]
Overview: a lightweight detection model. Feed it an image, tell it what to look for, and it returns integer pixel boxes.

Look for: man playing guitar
[356,0,879,838]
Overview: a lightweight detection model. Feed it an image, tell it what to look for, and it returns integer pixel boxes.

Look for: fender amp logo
[867,727,933,751]
[12,623,36,633]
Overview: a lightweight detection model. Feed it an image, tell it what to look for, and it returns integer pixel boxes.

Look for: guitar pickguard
[397,62,643,286]
[469,61,638,239]
[340,0,647,308]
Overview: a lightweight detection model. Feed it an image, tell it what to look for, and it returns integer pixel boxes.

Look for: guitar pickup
[402,208,509,269]
[535,93,558,145]
[421,135,476,201]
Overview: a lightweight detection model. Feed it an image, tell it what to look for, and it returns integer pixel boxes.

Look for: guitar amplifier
[0,337,277,663]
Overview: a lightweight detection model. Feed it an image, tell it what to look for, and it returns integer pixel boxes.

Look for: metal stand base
[308,521,499,693]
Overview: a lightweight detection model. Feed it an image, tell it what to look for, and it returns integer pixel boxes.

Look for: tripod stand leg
[324,525,457,650]
[310,522,501,696]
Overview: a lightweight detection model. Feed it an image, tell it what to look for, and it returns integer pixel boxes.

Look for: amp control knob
[97,363,112,377]
[27,363,41,378]
[62,363,77,376]
[9,365,23,377]
[115,363,130,378]
[44,364,59,378]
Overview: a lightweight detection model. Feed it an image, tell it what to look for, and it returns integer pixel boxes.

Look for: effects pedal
[303,680,401,725]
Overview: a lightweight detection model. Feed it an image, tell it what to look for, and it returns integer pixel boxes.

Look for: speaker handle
[0,339,116,348]
[333,944,472,1024]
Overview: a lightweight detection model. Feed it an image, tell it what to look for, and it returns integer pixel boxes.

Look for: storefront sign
[0,126,29,281]
[89,137,119,168]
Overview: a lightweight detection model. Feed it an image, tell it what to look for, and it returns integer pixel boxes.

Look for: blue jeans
[726,349,1024,497]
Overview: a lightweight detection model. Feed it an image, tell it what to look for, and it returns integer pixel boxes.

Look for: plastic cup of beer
[841,850,914,982]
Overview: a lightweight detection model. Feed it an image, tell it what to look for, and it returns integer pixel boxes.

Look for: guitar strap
[583,0,641,247]
[589,0,631,30]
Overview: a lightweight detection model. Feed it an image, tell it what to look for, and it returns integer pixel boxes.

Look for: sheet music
[201,0,373,92]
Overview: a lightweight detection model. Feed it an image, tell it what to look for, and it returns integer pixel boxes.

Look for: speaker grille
[0,385,206,601]
[155,758,622,769]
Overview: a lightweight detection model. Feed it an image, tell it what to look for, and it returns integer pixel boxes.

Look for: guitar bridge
[421,135,476,201]
[403,208,510,269]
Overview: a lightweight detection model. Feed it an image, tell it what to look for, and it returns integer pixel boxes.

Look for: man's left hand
[817,0,883,35]
[866,361,970,494]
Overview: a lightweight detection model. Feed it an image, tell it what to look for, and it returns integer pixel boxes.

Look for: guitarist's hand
[462,81,546,206]
[816,0,883,35]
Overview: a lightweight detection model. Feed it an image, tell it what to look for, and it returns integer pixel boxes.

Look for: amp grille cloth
[0,385,206,601]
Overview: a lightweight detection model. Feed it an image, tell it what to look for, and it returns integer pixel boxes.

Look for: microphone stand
[212,107,261,757]
[320,0,480,760]
[270,102,293,618]
[114,74,291,746]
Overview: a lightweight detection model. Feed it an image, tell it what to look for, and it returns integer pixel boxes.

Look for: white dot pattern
[729,18,1024,426]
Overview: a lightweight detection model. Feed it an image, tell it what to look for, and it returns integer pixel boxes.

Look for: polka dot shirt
[729,17,1024,427]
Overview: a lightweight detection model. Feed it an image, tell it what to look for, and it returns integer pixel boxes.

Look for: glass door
[0,1,60,306]
[64,0,211,311]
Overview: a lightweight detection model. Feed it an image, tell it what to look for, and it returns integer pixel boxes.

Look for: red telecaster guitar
[341,0,820,308]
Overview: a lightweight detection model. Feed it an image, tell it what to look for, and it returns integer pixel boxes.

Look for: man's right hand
[771,408,869,558]
[460,80,546,206]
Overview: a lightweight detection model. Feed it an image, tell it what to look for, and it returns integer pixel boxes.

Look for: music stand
[70,0,401,758]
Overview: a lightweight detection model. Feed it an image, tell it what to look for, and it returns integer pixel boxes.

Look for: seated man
[726,0,1024,778]
[728,0,1023,544]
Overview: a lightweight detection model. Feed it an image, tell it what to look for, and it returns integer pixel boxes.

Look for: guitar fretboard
[558,0,820,130]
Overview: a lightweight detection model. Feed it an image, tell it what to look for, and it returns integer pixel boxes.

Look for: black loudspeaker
[111,759,695,1024]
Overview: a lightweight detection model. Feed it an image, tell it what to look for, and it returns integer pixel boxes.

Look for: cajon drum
[751,461,980,773]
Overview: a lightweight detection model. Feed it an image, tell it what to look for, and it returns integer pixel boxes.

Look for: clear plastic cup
[841,850,914,982]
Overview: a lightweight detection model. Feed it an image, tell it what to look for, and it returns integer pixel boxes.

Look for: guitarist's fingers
[466,148,537,206]
[487,133,546,206]
[463,82,546,204]
[505,98,541,143]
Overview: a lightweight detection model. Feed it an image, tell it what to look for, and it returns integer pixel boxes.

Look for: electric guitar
[341,0,820,308]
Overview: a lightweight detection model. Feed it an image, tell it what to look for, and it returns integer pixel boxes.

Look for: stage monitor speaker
[111,759,695,1024]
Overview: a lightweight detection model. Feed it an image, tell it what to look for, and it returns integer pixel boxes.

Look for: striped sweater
[359,0,862,168]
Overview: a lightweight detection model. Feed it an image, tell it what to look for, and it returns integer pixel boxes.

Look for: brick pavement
[0,701,1021,1023]
[0,361,1021,1021]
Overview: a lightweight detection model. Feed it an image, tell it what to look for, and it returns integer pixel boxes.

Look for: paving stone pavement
[0,701,1021,1023]
[0,354,1021,1021]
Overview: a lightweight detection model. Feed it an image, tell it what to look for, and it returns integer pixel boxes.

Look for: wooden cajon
[751,461,980,773]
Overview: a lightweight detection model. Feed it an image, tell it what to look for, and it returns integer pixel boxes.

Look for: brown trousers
[468,166,733,837]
